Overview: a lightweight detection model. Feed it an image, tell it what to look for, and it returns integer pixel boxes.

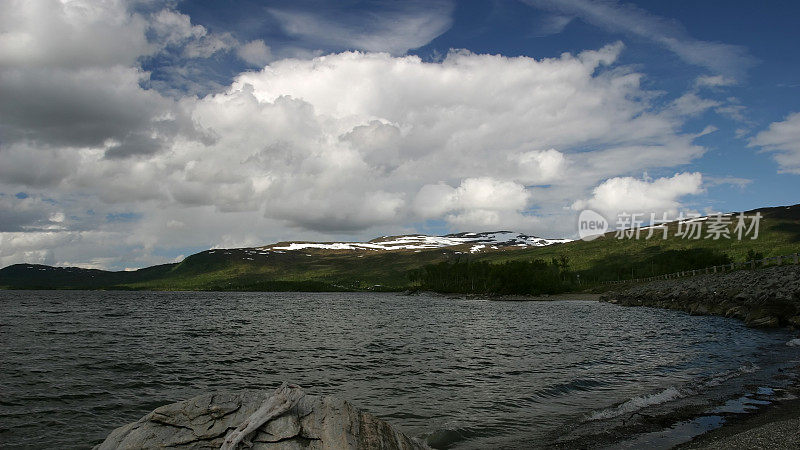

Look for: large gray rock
[94,387,429,449]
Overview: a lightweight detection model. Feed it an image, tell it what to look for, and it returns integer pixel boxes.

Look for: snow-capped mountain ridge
[260,231,570,253]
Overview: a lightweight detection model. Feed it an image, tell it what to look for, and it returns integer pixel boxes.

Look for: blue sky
[1,0,798,269]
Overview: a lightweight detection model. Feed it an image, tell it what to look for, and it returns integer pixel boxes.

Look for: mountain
[1,204,798,291]
[0,231,568,291]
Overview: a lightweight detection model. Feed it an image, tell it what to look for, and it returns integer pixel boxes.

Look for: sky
[1,0,799,270]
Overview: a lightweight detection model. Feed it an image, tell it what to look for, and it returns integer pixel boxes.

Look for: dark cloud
[0,67,173,148]
[0,144,78,187]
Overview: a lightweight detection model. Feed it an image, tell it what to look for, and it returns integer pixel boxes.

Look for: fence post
[795,253,799,265]
[777,255,782,265]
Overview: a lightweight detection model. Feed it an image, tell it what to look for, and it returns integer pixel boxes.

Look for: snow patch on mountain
[262,231,570,253]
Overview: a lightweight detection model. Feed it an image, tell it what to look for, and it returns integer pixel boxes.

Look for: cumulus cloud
[413,179,537,230]
[191,46,703,231]
[750,112,800,174]
[414,178,530,221]
[572,172,704,220]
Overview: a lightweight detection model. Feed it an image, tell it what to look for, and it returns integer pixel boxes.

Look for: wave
[703,363,759,387]
[588,387,683,420]
[587,363,766,422]
[787,338,800,347]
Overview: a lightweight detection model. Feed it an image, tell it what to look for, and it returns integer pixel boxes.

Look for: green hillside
[1,204,798,291]
[472,204,800,284]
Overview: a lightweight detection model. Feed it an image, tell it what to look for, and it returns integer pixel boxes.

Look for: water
[1,291,797,449]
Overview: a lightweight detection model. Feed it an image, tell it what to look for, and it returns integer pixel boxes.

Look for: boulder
[94,384,428,450]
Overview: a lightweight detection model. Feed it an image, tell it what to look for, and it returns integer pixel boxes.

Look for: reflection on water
[0,290,795,449]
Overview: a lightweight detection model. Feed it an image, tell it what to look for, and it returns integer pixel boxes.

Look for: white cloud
[523,0,755,78]
[704,176,751,188]
[573,172,704,220]
[512,149,567,185]
[695,75,737,88]
[668,93,720,117]
[714,97,748,123]
[268,1,453,55]
[414,178,530,221]
[750,112,800,174]
[149,9,207,47]
[237,40,273,67]
[534,14,574,36]
[455,178,530,211]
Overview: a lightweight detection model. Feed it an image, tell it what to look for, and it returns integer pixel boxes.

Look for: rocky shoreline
[600,265,800,328]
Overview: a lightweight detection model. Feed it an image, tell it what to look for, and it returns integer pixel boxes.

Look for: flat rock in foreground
[94,386,428,449]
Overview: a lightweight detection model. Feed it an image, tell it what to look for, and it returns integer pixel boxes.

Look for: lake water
[1,291,798,449]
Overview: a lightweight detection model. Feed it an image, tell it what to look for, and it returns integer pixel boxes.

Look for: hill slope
[0,231,567,290]
[1,204,798,291]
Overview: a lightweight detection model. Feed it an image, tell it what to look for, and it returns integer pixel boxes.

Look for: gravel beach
[680,396,800,449]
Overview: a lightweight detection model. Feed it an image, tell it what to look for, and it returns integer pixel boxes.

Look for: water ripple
[1,291,796,449]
